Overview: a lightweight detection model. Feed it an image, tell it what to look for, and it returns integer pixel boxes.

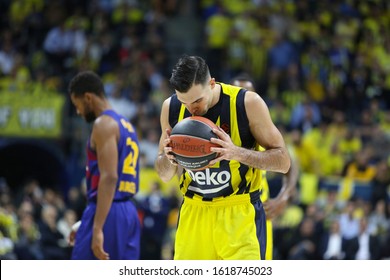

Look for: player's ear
[84,92,94,103]
[210,78,216,88]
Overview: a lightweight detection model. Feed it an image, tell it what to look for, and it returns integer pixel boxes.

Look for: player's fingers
[93,247,109,260]
[68,231,76,246]
[263,205,270,215]
[164,147,175,159]
[163,138,171,147]
[163,149,178,165]
[169,158,178,165]
[212,128,227,139]
[210,146,223,153]
[263,203,275,217]
[210,137,225,146]
[265,208,275,219]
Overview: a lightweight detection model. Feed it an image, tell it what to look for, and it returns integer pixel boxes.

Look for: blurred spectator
[368,200,390,241]
[339,199,360,240]
[290,96,322,133]
[38,204,68,260]
[370,160,390,208]
[301,42,329,100]
[14,213,43,260]
[303,122,343,177]
[286,217,320,260]
[106,77,138,122]
[267,31,299,94]
[344,149,376,183]
[67,186,86,221]
[320,219,347,260]
[0,29,17,75]
[96,32,118,74]
[204,4,232,79]
[358,109,380,145]
[272,200,304,259]
[289,129,320,174]
[327,111,348,140]
[57,209,77,244]
[15,179,44,221]
[139,129,160,167]
[345,216,381,260]
[139,182,170,260]
[43,20,73,75]
[321,86,345,123]
[316,189,343,225]
[338,126,362,164]
[0,231,16,259]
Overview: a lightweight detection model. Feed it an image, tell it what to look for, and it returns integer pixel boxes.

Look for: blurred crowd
[0,0,390,259]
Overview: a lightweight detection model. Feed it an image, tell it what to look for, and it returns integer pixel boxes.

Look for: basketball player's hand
[208,127,238,165]
[92,228,109,260]
[263,196,288,220]
[68,230,76,246]
[68,220,81,246]
[163,128,178,166]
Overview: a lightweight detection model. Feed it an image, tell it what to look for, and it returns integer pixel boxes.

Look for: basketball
[170,116,220,170]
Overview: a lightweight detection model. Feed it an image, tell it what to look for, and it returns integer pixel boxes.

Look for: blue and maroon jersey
[85,110,140,202]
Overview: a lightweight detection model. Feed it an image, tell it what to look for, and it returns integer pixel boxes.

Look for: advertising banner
[0,92,65,138]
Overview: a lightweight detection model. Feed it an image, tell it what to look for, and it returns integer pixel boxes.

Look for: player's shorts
[174,192,266,260]
[71,200,140,260]
[265,219,273,260]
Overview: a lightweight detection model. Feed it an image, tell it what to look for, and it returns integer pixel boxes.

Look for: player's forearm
[93,175,117,230]
[155,153,178,182]
[236,147,291,174]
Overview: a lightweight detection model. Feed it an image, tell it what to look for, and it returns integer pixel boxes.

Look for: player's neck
[94,98,112,116]
[210,83,221,108]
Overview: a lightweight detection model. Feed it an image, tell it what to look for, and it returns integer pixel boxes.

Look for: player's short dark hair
[169,55,210,93]
[68,71,105,97]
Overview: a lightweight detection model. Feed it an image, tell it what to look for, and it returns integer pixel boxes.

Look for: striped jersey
[169,82,265,201]
[86,110,140,202]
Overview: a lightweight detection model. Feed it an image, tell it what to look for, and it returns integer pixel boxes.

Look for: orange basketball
[170,116,220,170]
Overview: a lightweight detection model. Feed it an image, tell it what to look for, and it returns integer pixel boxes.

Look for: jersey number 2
[121,119,139,176]
[123,137,139,176]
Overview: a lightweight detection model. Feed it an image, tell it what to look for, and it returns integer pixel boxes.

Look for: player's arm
[264,157,299,219]
[155,98,182,182]
[210,91,290,174]
[91,115,119,260]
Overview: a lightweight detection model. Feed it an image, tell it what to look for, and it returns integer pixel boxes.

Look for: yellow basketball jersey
[169,83,265,201]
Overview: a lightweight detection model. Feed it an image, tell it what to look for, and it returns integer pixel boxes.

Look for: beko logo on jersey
[187,169,231,186]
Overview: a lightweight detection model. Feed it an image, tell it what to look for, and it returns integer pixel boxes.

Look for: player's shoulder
[161,96,173,114]
[93,113,119,135]
[243,91,270,121]
[244,90,266,107]
[244,90,262,100]
[163,96,173,107]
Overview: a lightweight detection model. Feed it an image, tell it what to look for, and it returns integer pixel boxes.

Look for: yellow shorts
[265,219,273,260]
[174,193,267,260]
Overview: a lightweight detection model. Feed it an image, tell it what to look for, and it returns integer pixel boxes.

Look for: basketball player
[231,73,299,260]
[68,71,141,260]
[155,55,291,260]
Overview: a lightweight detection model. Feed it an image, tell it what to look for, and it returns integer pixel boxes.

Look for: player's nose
[187,106,197,115]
